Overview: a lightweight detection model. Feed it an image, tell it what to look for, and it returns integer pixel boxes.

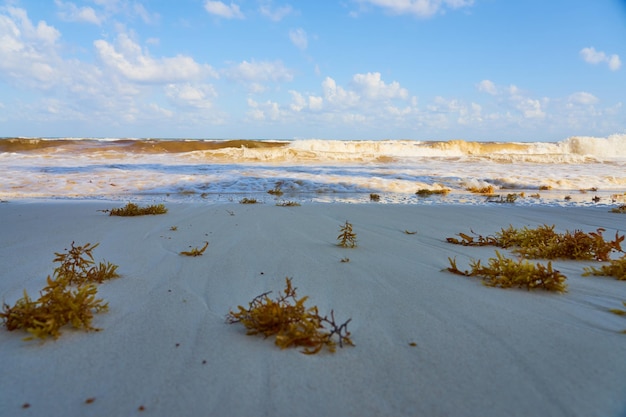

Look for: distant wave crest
[1,134,624,164]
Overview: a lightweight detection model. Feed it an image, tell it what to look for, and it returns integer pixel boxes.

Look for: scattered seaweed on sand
[226,278,353,354]
[105,202,167,216]
[180,241,209,257]
[446,251,567,292]
[0,242,119,340]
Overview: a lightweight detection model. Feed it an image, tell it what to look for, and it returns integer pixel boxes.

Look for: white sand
[1,201,625,417]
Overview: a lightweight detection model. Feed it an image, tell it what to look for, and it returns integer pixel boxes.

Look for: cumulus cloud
[225,59,294,83]
[351,72,408,100]
[289,28,308,50]
[287,72,413,115]
[204,1,244,19]
[355,0,475,18]
[580,47,621,71]
[55,0,102,25]
[94,33,216,83]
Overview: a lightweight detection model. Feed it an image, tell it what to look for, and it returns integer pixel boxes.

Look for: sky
[0,0,625,141]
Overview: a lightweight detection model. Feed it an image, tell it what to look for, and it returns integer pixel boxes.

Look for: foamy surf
[1,135,625,206]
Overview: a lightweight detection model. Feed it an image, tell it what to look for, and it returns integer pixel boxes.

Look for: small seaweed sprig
[180,241,209,257]
[337,220,357,248]
[226,278,353,354]
[53,242,119,285]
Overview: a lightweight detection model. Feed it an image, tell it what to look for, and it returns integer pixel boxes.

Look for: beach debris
[180,241,209,257]
[369,193,380,201]
[485,193,519,203]
[104,202,167,216]
[276,200,300,207]
[337,220,357,248]
[226,278,353,354]
[0,242,119,341]
[446,251,568,292]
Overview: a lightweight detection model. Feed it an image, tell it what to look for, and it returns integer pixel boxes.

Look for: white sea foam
[1,135,625,205]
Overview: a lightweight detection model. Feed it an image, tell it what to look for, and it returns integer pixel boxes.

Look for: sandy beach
[1,201,625,417]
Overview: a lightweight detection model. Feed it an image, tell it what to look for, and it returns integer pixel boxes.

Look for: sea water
[1,135,625,206]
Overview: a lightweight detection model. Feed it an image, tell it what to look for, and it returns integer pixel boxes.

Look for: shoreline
[1,202,625,417]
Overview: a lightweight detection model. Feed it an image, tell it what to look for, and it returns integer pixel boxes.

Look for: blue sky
[0,0,624,141]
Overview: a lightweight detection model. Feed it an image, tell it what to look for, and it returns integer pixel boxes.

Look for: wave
[1,134,625,164]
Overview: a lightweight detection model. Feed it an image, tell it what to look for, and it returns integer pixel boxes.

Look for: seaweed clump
[416,188,450,197]
[239,198,259,204]
[226,278,353,354]
[583,256,626,280]
[610,205,626,214]
[447,225,624,261]
[107,202,167,216]
[447,251,567,292]
[0,242,119,340]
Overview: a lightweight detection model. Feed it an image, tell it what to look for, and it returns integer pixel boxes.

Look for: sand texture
[1,201,625,417]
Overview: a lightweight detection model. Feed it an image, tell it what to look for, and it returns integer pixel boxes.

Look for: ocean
[1,135,625,206]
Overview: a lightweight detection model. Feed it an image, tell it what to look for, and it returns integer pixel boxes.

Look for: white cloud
[580,47,621,71]
[247,98,281,121]
[289,28,308,50]
[225,59,294,83]
[165,83,217,109]
[351,72,408,100]
[477,79,498,95]
[55,0,102,25]
[322,77,360,107]
[259,4,293,21]
[204,1,244,19]
[133,3,159,24]
[356,0,474,18]
[0,7,62,88]
[94,33,216,83]
[568,92,598,106]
